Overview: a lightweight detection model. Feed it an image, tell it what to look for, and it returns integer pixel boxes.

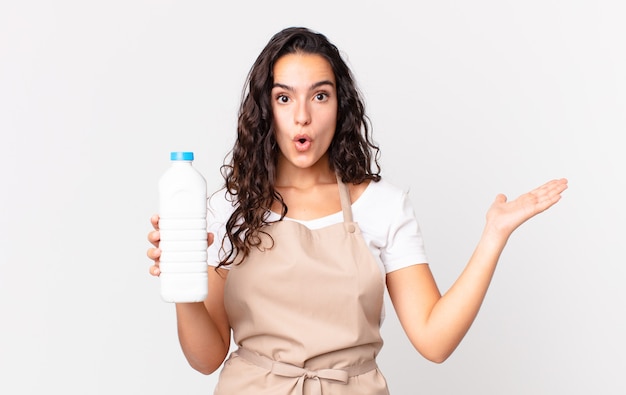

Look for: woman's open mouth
[294,135,311,152]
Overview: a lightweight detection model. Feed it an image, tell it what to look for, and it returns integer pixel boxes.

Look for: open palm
[485,178,568,237]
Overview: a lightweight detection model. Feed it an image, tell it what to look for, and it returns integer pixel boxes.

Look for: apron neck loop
[335,173,354,223]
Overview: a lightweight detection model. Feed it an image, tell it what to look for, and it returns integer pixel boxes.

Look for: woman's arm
[147,215,231,374]
[175,268,231,374]
[386,178,568,363]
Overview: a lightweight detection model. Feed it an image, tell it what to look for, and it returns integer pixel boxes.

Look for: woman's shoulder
[351,178,417,230]
[355,177,410,208]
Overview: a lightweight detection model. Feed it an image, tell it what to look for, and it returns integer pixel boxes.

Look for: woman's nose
[294,101,311,125]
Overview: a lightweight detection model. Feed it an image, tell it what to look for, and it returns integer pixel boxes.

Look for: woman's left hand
[485,178,568,237]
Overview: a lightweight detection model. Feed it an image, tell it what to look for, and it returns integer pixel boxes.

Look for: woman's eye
[277,95,290,103]
[315,93,328,101]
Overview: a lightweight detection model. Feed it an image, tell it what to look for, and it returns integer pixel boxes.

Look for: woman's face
[271,53,338,172]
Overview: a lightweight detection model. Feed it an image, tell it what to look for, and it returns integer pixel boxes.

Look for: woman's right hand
[147,214,215,277]
[147,214,162,276]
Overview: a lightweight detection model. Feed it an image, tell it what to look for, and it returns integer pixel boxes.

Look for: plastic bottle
[158,151,208,303]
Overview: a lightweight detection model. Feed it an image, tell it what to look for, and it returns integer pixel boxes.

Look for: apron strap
[336,174,354,223]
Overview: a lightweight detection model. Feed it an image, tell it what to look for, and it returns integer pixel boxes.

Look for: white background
[1,1,625,394]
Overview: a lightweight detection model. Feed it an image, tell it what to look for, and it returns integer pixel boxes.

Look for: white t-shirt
[206,178,429,276]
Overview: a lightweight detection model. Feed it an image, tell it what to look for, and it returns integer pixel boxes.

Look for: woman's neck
[275,154,335,189]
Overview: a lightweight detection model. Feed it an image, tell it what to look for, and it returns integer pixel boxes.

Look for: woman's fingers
[148,229,160,247]
[526,178,568,213]
[151,214,160,230]
[149,264,161,277]
[486,178,568,236]
[147,246,161,261]
[147,247,161,276]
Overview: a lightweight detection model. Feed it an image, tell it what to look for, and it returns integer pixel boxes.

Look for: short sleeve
[379,190,429,273]
[348,180,428,323]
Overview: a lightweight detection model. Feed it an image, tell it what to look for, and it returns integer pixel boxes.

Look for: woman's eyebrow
[272,80,335,91]
[310,80,335,90]
[272,82,293,91]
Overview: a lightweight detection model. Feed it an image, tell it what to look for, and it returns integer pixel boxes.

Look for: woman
[147,27,568,394]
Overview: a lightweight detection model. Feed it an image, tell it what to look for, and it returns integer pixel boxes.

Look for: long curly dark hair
[217,27,381,268]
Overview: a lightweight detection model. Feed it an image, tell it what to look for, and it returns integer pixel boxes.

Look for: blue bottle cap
[170,152,194,161]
